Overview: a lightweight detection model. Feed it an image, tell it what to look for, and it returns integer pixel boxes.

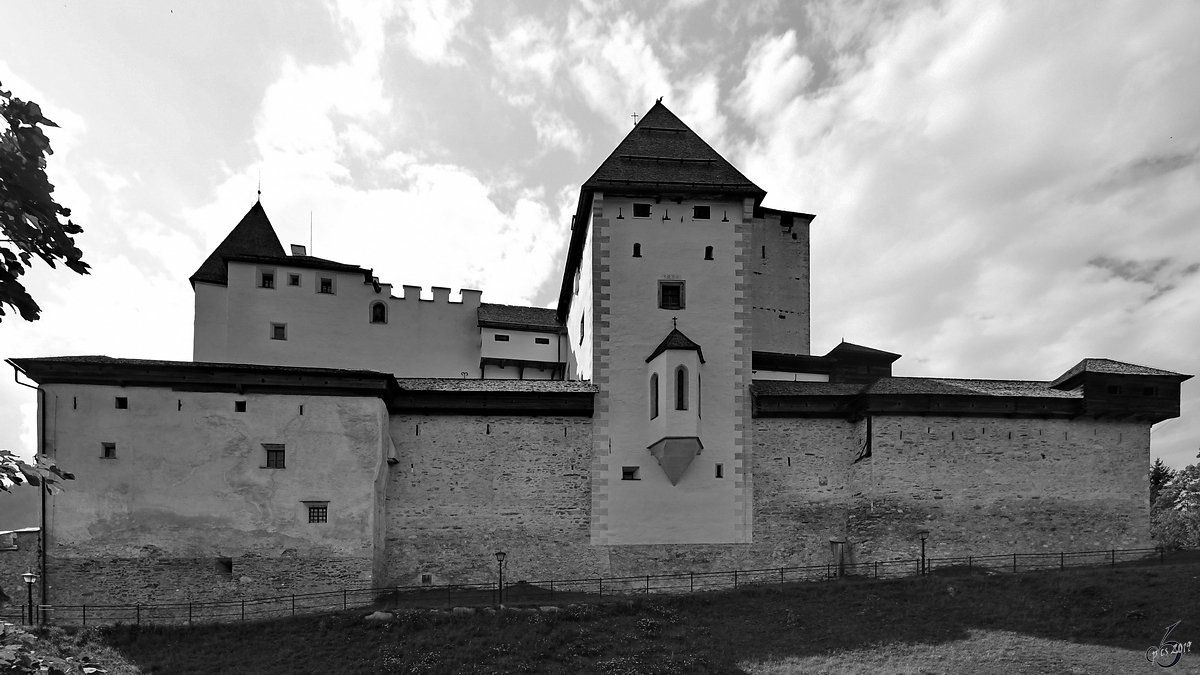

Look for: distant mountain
[0,489,39,531]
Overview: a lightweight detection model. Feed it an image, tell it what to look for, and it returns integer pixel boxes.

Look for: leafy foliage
[1150,457,1175,507]
[1151,456,1200,548]
[0,80,89,323]
[0,448,73,494]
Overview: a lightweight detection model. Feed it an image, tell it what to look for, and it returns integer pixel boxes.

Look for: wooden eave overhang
[477,319,567,335]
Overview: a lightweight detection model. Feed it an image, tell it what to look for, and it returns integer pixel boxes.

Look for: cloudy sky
[1,0,1198,479]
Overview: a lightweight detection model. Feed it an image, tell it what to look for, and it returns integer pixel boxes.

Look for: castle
[2,102,1190,608]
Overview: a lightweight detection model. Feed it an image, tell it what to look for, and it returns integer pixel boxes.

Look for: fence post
[874,561,878,578]
[690,572,694,593]
[1060,552,1064,571]
[968,556,972,572]
[598,577,602,597]
[241,599,245,622]
[447,584,451,607]
[82,605,86,627]
[136,603,140,626]
[188,602,192,626]
[550,581,554,602]
[343,589,348,610]
[292,594,295,617]
[646,575,650,594]
[780,567,784,587]
[1111,549,1115,567]
[1012,553,1016,573]
[733,571,738,589]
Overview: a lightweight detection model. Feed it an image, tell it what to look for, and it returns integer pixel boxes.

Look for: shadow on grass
[88,553,1200,675]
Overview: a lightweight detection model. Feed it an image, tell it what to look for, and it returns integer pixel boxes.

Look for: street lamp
[494,551,506,606]
[21,570,38,626]
[917,530,929,577]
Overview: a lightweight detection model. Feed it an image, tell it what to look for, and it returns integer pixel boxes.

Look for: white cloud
[734,31,813,122]
[532,108,585,158]
[394,0,473,65]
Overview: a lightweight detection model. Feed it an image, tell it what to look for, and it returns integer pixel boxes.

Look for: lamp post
[21,570,38,626]
[494,551,506,606]
[917,530,929,577]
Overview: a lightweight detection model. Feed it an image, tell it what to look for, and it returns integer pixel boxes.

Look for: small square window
[715,463,724,479]
[308,505,328,523]
[693,205,710,220]
[633,203,651,218]
[271,323,287,340]
[235,400,247,413]
[264,443,285,469]
[535,337,550,345]
[658,281,685,310]
[318,277,335,294]
[288,274,300,287]
[494,334,510,342]
[420,573,433,585]
[259,269,276,289]
[101,442,117,459]
[114,397,128,409]
[622,466,640,481]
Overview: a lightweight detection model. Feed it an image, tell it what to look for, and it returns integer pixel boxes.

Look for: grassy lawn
[33,560,1200,674]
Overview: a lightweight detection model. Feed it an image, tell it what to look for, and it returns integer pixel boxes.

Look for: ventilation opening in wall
[715,463,724,479]
[214,558,233,575]
[622,466,640,480]
[421,573,433,585]
[73,397,77,410]
[115,397,128,409]
[235,400,247,413]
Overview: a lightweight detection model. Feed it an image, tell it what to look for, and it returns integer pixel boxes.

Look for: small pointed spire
[257,172,262,202]
[672,317,678,329]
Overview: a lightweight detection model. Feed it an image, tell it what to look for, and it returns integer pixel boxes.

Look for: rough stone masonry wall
[850,416,1151,564]
[386,415,606,586]
[0,530,39,611]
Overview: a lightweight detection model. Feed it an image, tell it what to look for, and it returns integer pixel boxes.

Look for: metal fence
[1,545,1188,627]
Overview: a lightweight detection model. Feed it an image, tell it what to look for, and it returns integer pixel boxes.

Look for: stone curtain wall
[0,530,39,611]
[386,415,605,586]
[850,416,1151,562]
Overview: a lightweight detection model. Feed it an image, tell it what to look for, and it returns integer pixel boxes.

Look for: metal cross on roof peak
[631,112,639,126]
[672,317,678,329]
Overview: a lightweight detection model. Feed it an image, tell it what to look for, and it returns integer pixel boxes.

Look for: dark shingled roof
[645,327,706,363]
[751,381,867,396]
[583,101,764,197]
[866,377,1080,398]
[225,254,368,275]
[8,355,390,378]
[190,202,286,286]
[478,304,563,332]
[1049,358,1191,387]
[395,378,597,393]
[826,341,901,361]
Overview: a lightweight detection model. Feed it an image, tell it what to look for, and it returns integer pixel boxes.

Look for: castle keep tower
[556,102,812,548]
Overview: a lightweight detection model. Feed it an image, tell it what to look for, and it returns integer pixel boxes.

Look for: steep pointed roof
[584,101,764,197]
[189,201,287,286]
[645,327,706,364]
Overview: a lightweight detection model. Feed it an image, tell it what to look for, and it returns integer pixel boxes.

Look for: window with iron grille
[658,281,685,310]
[264,443,285,469]
[318,277,335,294]
[308,505,328,523]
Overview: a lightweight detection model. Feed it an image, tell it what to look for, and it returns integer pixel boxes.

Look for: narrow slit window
[650,373,659,420]
[633,243,642,257]
[494,334,510,342]
[675,366,688,411]
[704,246,714,260]
[715,463,723,479]
[535,337,550,345]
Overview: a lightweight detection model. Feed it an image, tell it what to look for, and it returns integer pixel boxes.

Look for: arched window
[633,243,642,257]
[704,246,713,260]
[370,302,387,324]
[675,366,688,411]
[650,374,659,419]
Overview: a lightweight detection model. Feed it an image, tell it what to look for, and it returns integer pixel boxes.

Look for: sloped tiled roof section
[1049,358,1192,388]
[190,202,287,286]
[646,327,706,364]
[583,101,765,198]
[866,377,1080,398]
[478,304,564,333]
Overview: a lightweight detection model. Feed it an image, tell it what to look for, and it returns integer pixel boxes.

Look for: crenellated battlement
[395,286,482,305]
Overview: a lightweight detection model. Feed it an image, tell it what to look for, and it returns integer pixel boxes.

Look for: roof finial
[656,96,663,104]
[257,171,261,202]
[672,316,678,329]
[631,112,639,126]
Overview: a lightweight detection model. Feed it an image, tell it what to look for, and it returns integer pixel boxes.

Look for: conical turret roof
[190,201,286,286]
